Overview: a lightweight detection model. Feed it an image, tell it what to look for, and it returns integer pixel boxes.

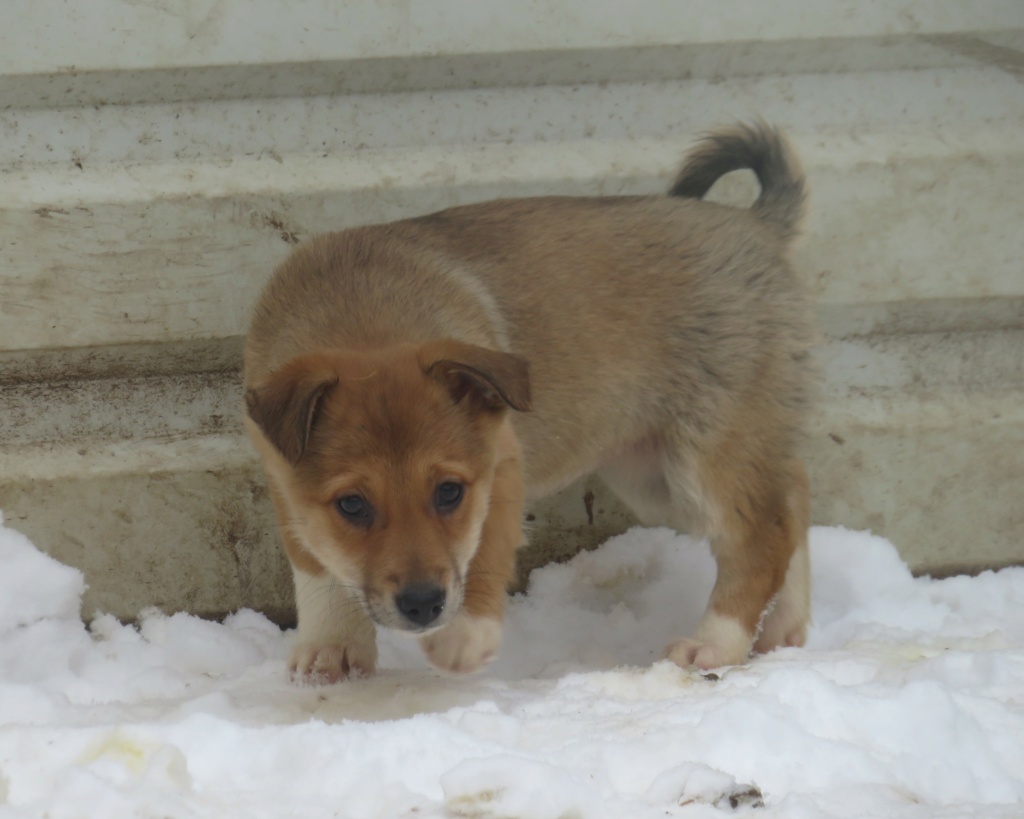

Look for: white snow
[1,509,1022,818]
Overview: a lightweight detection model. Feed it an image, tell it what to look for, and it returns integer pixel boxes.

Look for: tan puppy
[244,122,816,683]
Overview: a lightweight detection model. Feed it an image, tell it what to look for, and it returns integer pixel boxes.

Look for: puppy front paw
[754,619,807,654]
[290,639,377,685]
[420,613,502,674]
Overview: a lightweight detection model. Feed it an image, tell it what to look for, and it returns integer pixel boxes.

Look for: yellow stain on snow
[79,732,153,773]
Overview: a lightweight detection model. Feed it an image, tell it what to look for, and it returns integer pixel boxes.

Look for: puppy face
[245,341,529,634]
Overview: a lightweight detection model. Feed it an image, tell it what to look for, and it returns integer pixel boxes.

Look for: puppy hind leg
[754,459,811,653]
[663,450,802,670]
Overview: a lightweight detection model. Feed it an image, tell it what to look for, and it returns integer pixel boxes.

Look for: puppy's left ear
[419,339,532,413]
[245,354,339,464]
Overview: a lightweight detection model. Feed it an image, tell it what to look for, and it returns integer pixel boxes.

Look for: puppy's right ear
[245,356,339,465]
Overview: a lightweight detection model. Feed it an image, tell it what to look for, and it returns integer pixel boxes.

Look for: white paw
[754,618,807,654]
[664,613,753,670]
[289,638,377,685]
[420,613,502,674]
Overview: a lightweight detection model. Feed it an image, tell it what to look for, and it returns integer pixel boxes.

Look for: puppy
[244,122,816,683]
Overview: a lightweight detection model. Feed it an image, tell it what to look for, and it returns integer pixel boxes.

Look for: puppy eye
[434,481,464,513]
[335,494,373,525]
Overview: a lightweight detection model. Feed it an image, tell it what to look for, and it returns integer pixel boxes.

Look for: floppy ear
[419,339,532,413]
[245,355,339,465]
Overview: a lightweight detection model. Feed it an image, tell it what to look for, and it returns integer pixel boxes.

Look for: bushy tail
[670,121,807,240]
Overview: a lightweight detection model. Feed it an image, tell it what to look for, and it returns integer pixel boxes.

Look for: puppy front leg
[290,563,378,684]
[267,490,377,684]
[421,456,525,673]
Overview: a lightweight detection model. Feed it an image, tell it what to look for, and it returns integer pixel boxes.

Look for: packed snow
[1,510,1022,818]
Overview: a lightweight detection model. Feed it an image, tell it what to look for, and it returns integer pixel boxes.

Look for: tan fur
[244,122,817,681]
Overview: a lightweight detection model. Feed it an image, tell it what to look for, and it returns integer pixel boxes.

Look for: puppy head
[245,340,530,634]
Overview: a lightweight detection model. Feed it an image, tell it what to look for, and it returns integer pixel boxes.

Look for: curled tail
[670,121,807,240]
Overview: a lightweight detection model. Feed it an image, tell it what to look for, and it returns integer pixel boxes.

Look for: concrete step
[2,323,1021,621]
[1,1,1022,620]
[3,1,1021,104]
[4,121,1022,352]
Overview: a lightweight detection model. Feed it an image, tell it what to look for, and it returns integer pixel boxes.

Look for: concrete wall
[1,1,1022,620]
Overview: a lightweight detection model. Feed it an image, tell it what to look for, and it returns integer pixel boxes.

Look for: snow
[1,510,1022,818]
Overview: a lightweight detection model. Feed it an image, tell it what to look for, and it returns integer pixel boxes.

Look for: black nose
[395,584,446,628]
